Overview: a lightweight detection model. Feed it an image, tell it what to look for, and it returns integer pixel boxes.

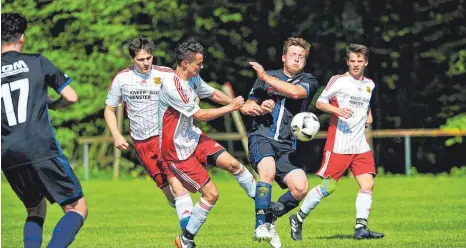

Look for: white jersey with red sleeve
[317,72,375,154]
[159,74,214,161]
[105,65,173,141]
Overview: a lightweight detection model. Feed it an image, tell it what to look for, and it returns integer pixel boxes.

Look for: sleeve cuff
[56,78,72,93]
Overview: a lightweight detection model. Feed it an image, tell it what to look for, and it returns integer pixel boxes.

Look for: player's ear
[182,59,189,68]
[19,34,25,45]
[282,54,286,63]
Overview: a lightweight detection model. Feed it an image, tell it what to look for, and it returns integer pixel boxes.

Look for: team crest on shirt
[366,86,371,93]
[153,77,161,85]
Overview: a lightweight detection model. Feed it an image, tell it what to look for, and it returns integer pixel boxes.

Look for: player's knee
[257,160,275,184]
[229,159,242,173]
[169,180,188,198]
[201,186,219,204]
[26,199,46,219]
[319,178,337,197]
[63,197,88,220]
[289,181,308,200]
[360,180,374,191]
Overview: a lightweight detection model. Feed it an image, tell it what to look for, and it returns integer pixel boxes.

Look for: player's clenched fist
[260,99,275,113]
[114,134,129,150]
[229,96,245,111]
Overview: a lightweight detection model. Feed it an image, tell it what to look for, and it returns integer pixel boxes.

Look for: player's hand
[260,99,275,114]
[365,114,373,128]
[337,108,354,119]
[114,134,129,150]
[248,62,267,80]
[240,101,264,116]
[229,96,245,111]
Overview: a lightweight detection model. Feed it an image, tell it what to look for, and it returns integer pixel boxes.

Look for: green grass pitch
[2,175,466,247]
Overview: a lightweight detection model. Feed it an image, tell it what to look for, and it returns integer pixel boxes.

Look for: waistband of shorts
[132,135,159,144]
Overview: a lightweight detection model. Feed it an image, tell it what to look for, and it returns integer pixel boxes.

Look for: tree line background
[2,0,465,175]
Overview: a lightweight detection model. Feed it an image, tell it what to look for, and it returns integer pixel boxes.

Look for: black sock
[183,229,195,240]
[277,191,300,215]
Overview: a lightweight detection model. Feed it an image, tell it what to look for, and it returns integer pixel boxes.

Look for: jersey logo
[366,86,371,93]
[1,60,29,78]
[153,77,161,85]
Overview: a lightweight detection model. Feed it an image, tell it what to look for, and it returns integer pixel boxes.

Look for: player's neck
[282,68,298,78]
[175,67,189,80]
[348,71,364,81]
[1,43,22,54]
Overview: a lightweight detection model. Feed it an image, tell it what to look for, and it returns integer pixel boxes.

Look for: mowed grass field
[2,175,466,248]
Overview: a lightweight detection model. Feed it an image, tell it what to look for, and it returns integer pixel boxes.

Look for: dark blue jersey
[1,51,72,168]
[247,69,318,147]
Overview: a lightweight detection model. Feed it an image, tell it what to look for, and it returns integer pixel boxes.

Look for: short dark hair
[1,12,28,44]
[347,43,369,61]
[128,36,155,58]
[175,37,203,65]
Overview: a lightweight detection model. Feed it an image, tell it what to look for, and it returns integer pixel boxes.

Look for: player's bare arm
[194,96,244,122]
[104,105,129,150]
[316,101,353,119]
[240,99,264,116]
[210,88,232,105]
[365,108,373,127]
[48,85,78,110]
[249,61,307,99]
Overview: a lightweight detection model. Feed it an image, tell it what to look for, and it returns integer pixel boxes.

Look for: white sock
[233,164,256,198]
[186,197,214,235]
[175,193,193,229]
[299,186,325,221]
[355,190,372,228]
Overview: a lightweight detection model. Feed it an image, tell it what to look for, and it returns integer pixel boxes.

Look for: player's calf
[289,178,337,241]
[48,197,87,248]
[177,181,218,246]
[24,199,47,248]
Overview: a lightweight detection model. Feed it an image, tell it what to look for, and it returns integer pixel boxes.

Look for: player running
[104,36,194,230]
[1,12,87,248]
[289,43,384,240]
[159,38,256,248]
[241,37,319,247]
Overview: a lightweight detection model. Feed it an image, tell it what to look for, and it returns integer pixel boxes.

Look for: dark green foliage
[2,0,464,172]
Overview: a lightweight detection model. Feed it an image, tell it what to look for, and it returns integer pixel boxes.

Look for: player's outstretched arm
[194,96,244,122]
[210,89,232,105]
[249,61,307,99]
[48,85,78,110]
[104,105,129,150]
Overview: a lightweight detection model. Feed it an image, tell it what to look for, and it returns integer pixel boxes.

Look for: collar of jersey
[133,67,151,80]
[345,72,370,83]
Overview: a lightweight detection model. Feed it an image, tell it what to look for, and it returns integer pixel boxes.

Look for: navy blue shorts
[2,154,83,208]
[248,135,307,189]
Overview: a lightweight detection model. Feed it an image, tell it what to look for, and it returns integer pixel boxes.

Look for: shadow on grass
[316,234,354,240]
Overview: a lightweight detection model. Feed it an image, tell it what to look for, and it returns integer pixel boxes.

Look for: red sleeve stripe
[109,67,132,89]
[325,74,345,91]
[153,65,174,72]
[174,76,189,104]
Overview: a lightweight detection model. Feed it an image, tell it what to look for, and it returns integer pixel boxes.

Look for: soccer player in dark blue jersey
[1,13,87,248]
[241,37,318,247]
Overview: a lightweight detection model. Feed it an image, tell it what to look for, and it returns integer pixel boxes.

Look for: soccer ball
[291,112,320,142]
